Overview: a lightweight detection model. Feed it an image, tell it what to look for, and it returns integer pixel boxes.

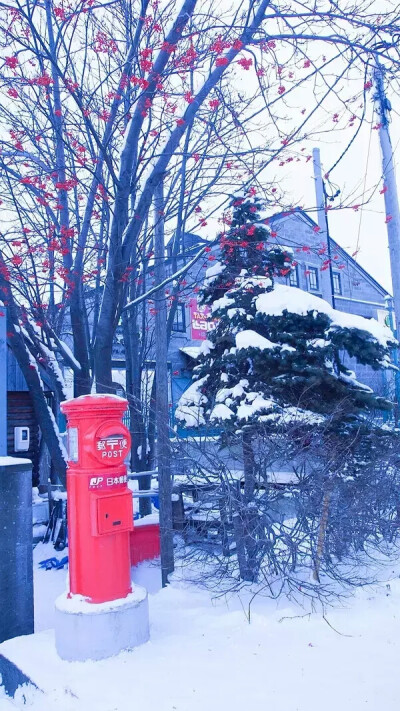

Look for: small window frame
[289,264,299,287]
[172,302,186,333]
[307,266,319,292]
[332,271,342,295]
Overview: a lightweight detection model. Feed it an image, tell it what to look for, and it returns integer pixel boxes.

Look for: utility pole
[384,295,400,423]
[312,147,336,309]
[374,58,400,419]
[374,59,400,334]
[154,178,174,587]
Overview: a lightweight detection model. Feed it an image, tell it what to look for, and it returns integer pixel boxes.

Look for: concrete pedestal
[54,584,149,661]
[0,457,33,643]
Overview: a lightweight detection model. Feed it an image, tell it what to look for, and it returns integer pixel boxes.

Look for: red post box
[61,394,133,604]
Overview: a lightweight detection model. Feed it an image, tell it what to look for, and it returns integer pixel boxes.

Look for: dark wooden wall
[7,392,39,486]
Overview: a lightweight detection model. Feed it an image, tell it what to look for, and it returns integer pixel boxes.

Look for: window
[172,303,186,332]
[289,265,299,287]
[332,272,342,295]
[307,266,319,292]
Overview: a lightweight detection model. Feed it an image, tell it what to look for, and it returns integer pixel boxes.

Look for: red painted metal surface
[61,395,133,604]
[130,524,160,567]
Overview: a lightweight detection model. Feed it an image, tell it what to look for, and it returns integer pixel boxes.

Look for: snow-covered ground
[1,542,400,711]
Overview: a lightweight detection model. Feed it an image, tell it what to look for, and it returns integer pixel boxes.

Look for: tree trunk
[94,288,119,393]
[45,0,91,396]
[233,511,250,580]
[240,430,259,581]
[232,481,256,582]
[122,307,152,516]
[313,479,334,583]
[154,179,174,586]
[70,288,91,396]
[243,430,256,502]
[0,259,67,484]
[7,320,67,484]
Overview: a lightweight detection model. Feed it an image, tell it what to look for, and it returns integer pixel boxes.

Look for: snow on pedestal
[54,585,149,662]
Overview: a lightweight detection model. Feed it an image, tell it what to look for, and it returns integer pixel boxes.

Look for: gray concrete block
[0,457,34,643]
[54,585,149,661]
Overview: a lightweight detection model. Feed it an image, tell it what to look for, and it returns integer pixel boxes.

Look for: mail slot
[96,492,133,536]
[61,394,133,604]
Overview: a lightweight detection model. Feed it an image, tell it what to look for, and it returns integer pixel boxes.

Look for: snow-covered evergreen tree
[176,187,397,582]
[177,189,396,433]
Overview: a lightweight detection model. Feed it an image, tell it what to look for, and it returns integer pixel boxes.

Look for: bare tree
[171,415,400,600]
[1,0,400,481]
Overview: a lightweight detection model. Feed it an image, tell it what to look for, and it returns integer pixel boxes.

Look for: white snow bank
[2,552,400,711]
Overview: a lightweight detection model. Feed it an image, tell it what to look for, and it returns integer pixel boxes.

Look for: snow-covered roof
[180,346,201,359]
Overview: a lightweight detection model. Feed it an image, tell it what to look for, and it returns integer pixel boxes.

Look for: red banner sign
[190,299,213,340]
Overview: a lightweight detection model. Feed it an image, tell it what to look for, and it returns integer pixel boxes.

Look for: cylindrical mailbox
[61,394,133,604]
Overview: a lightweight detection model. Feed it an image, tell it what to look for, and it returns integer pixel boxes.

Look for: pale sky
[195,28,400,297]
[282,90,400,295]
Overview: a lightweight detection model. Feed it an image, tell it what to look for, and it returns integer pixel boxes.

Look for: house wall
[271,213,335,302]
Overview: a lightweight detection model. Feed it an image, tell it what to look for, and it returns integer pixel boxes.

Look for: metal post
[312,148,336,308]
[385,295,400,424]
[374,60,400,336]
[154,179,174,586]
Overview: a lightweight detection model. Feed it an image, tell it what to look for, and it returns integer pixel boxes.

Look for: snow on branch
[256,285,396,350]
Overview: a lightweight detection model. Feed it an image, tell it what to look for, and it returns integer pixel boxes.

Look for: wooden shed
[7,346,53,486]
